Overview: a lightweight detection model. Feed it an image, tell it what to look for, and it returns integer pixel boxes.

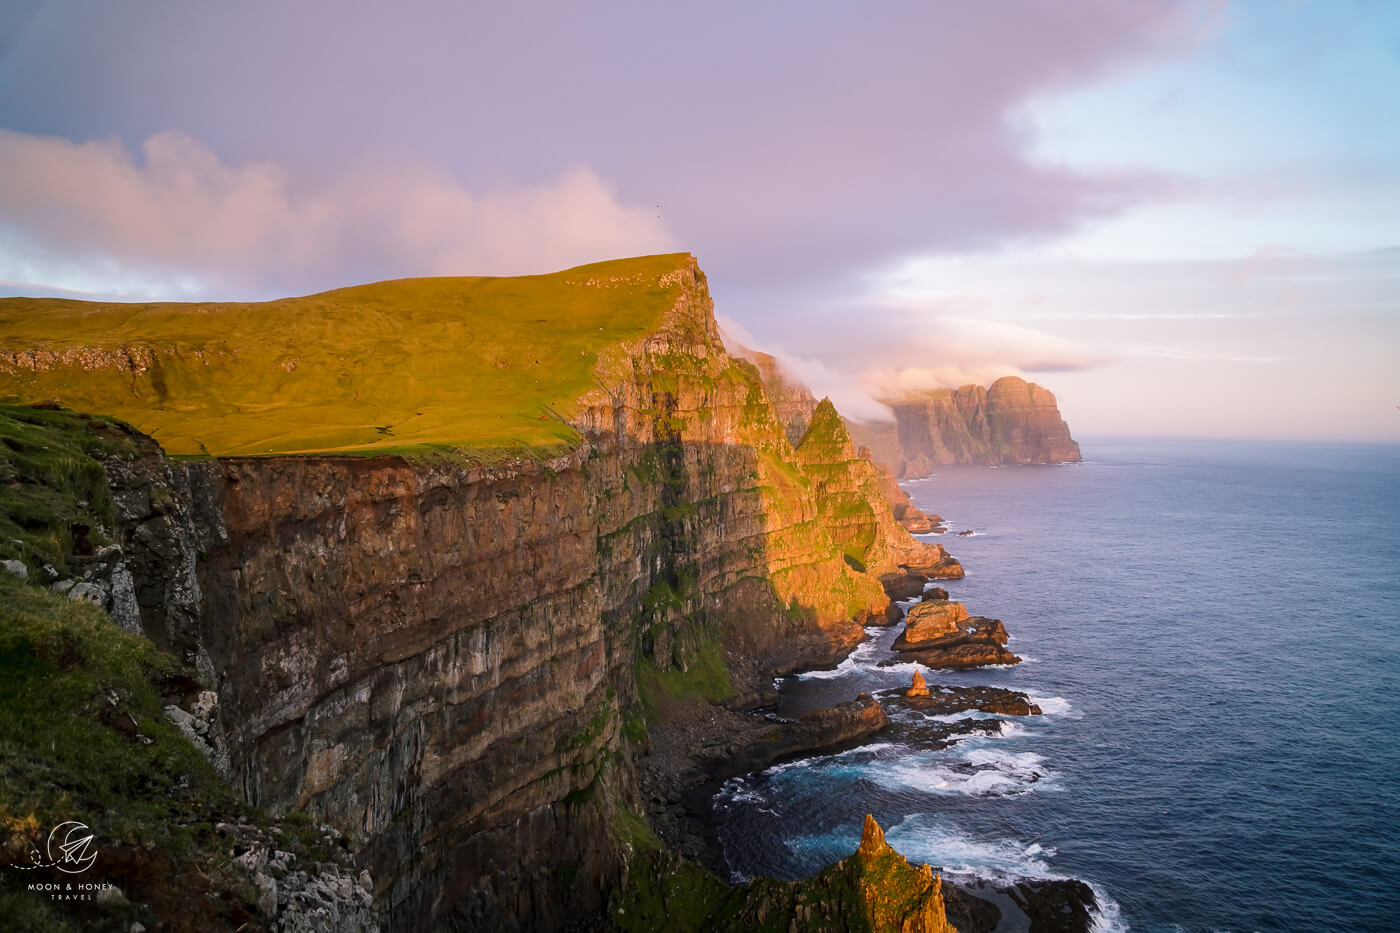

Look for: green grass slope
[0,254,692,458]
[0,407,361,931]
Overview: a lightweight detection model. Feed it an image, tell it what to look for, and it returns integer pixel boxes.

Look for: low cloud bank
[721,308,1106,424]
[0,129,676,298]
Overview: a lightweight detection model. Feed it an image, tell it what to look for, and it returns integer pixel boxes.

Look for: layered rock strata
[792,398,962,583]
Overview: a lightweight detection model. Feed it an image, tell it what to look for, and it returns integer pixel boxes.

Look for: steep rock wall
[793,399,961,579]
[724,345,818,448]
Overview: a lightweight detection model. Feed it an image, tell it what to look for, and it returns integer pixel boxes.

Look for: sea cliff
[0,255,975,930]
[845,380,1081,477]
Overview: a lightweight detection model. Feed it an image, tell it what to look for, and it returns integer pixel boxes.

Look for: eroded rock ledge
[891,600,1019,668]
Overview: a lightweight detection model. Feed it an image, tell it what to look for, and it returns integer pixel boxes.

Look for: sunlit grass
[0,253,691,457]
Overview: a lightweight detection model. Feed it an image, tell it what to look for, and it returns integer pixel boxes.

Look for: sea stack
[906,670,931,697]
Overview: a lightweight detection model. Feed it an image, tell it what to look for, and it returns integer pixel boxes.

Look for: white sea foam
[961,747,1044,770]
[894,822,1128,931]
[1028,695,1078,718]
[883,813,1057,880]
[836,741,896,757]
[921,710,1006,725]
[752,741,902,781]
[1086,882,1129,933]
[864,742,1054,797]
[795,665,849,680]
[760,756,822,777]
[875,660,924,675]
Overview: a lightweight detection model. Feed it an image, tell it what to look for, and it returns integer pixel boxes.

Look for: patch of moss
[610,807,662,854]
[621,711,648,747]
[0,573,355,928]
[794,398,849,452]
[610,852,731,933]
[635,633,733,719]
[0,406,141,576]
[0,573,231,839]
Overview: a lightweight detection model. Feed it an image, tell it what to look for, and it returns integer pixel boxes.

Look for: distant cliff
[727,352,1080,479]
[0,255,964,931]
[848,378,1081,476]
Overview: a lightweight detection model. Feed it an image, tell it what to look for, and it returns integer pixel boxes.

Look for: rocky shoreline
[637,567,1099,933]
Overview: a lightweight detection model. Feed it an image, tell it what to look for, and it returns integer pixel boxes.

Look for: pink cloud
[0,130,677,297]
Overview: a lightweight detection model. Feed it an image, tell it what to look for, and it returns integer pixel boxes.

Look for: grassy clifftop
[0,253,693,458]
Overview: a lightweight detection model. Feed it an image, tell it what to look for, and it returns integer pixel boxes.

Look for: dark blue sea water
[714,438,1400,932]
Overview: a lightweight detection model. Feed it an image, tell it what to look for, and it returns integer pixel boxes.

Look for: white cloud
[0,129,677,298]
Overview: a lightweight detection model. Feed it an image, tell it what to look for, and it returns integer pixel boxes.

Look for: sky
[0,0,1396,441]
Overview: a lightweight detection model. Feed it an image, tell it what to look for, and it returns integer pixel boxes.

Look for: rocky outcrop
[720,693,889,778]
[0,257,968,931]
[870,457,945,533]
[899,599,971,644]
[892,602,1019,669]
[727,345,818,447]
[850,377,1081,476]
[854,815,958,933]
[885,683,1041,718]
[613,814,957,933]
[793,398,961,583]
[880,571,930,601]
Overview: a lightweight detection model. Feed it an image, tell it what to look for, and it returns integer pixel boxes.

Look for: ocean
[712,437,1400,932]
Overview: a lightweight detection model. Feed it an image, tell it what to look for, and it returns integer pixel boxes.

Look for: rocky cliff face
[793,399,961,580]
[724,345,818,448]
[852,377,1081,476]
[5,258,957,930]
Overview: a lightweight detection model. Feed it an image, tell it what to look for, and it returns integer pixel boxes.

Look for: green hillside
[0,253,691,458]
